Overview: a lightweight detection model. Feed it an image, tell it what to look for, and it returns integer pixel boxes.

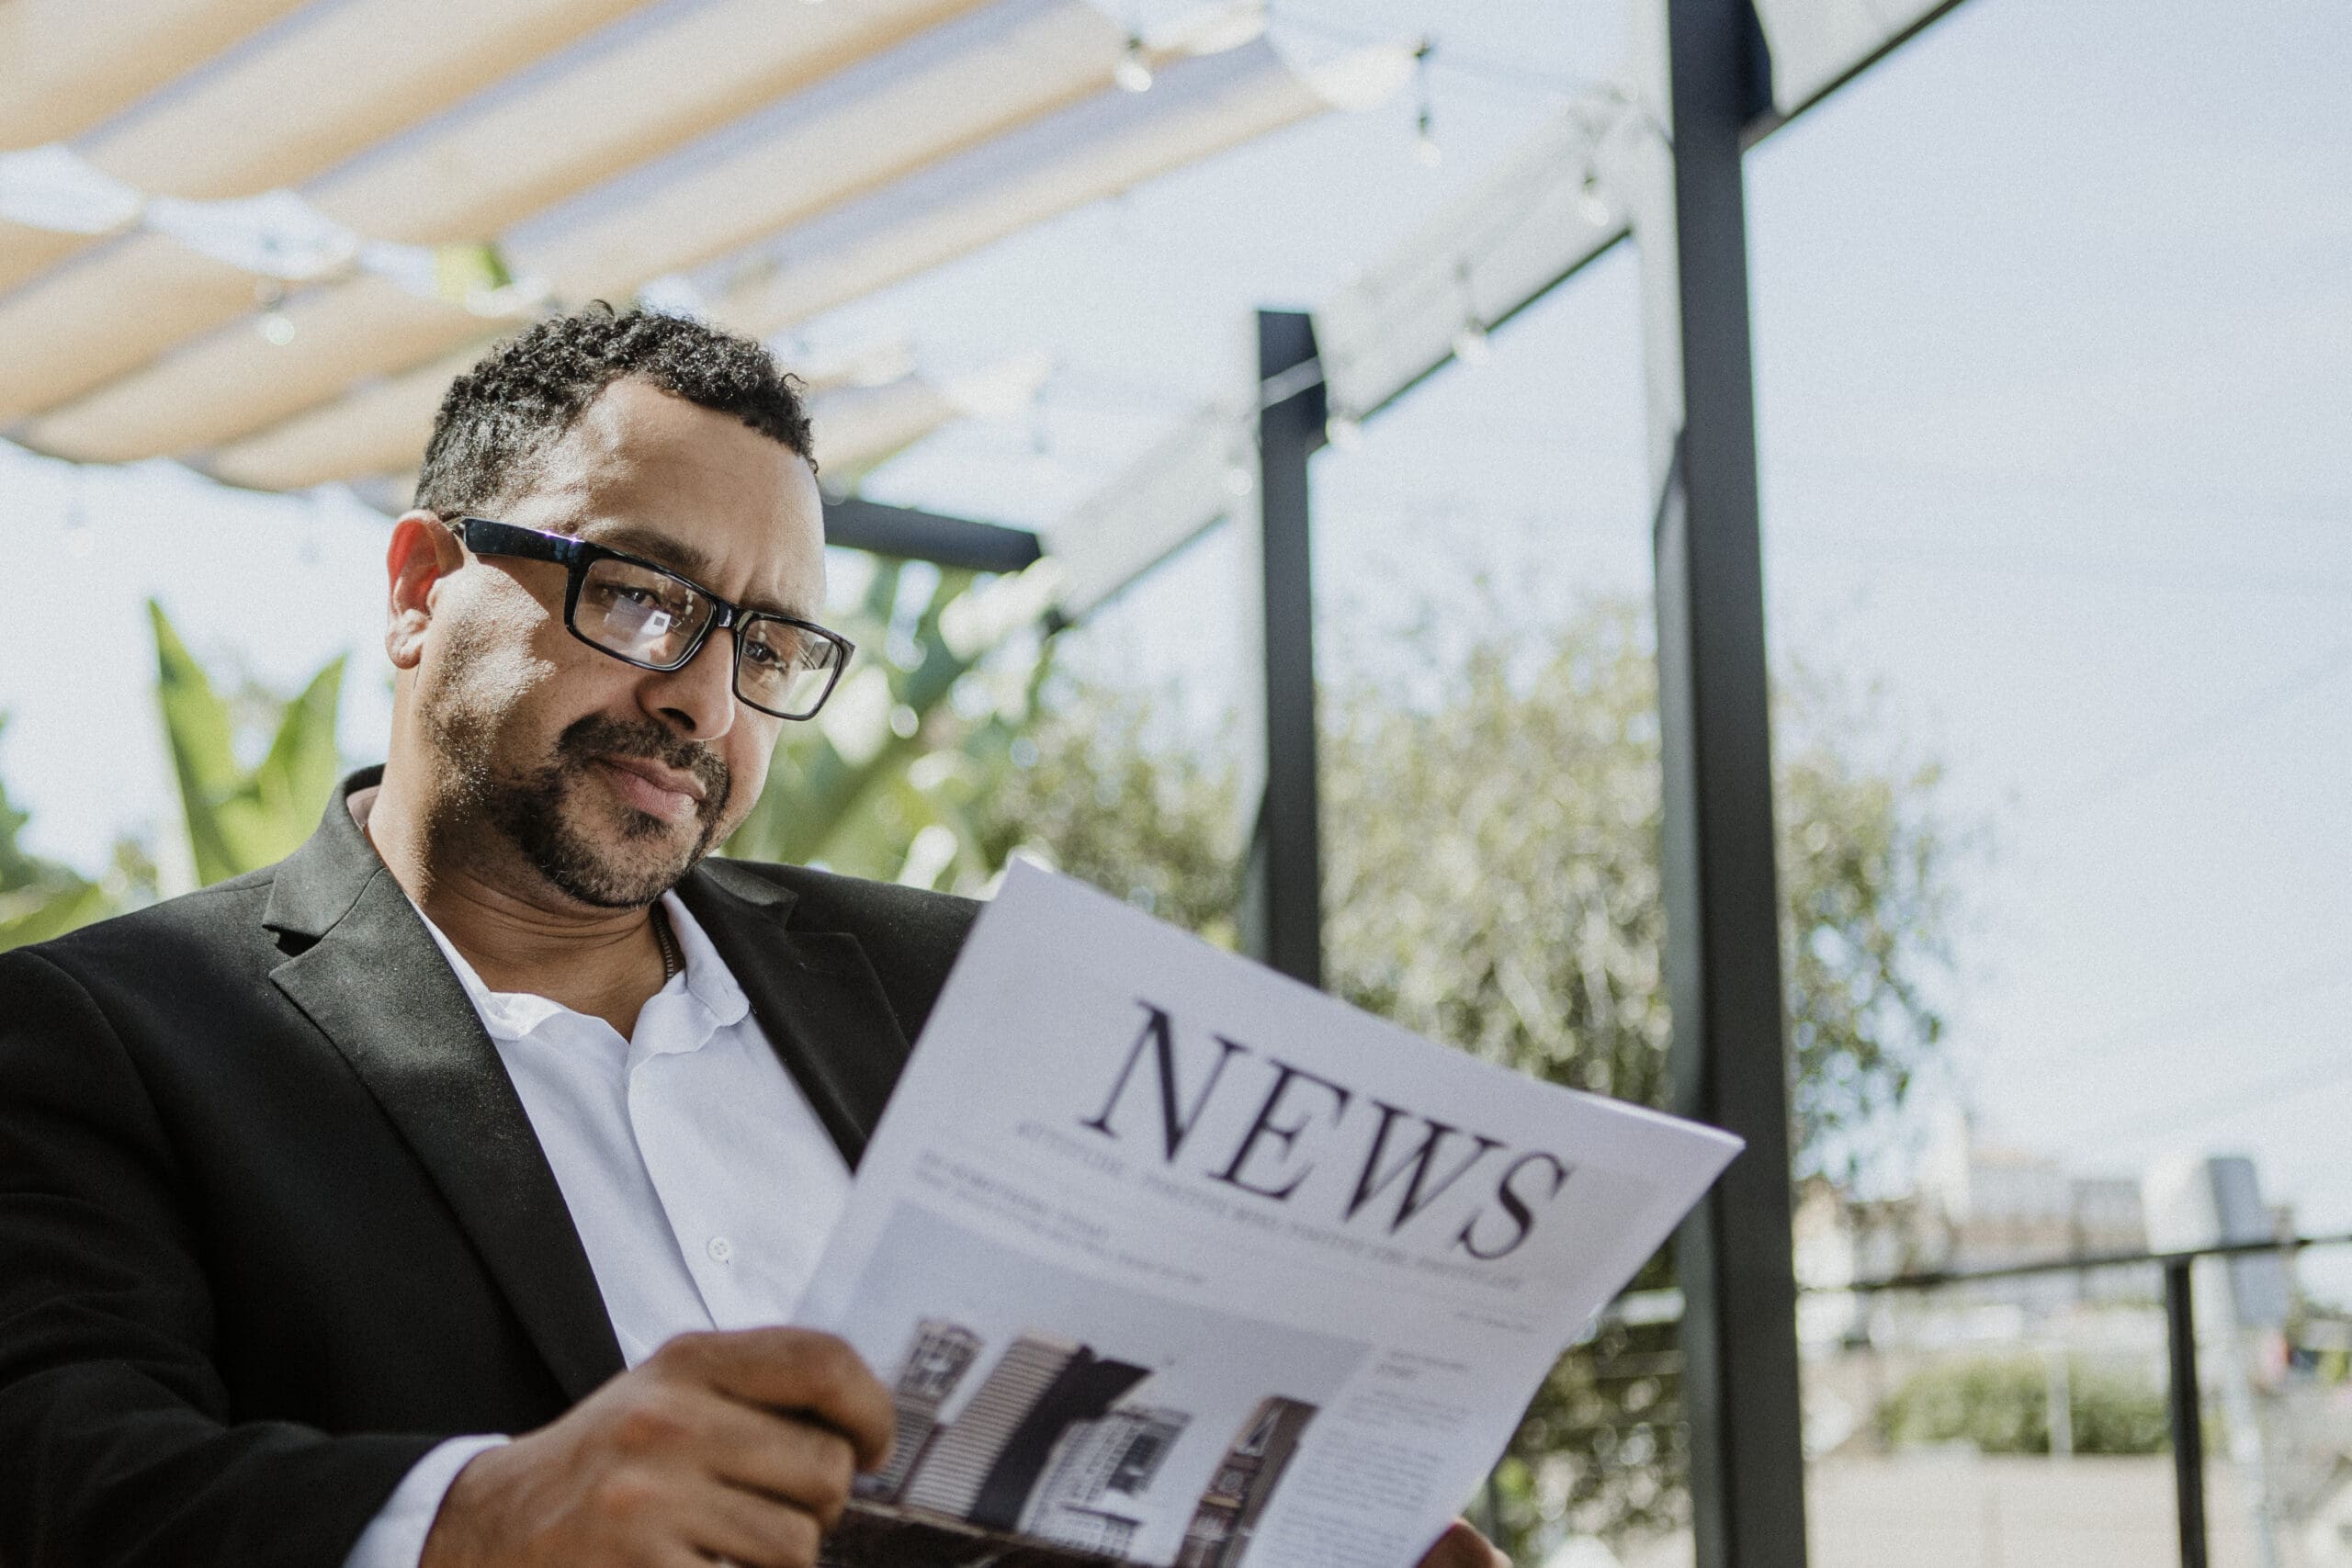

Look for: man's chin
[512,788,714,910]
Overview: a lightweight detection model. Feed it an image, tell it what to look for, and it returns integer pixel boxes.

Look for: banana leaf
[150,601,345,886]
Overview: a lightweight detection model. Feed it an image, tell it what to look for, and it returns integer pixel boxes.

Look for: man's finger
[650,1328,896,1471]
[693,1402,859,1529]
[679,1475,827,1568]
[1419,1518,1510,1568]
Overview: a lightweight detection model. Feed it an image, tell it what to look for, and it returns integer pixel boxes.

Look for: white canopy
[0,0,1406,495]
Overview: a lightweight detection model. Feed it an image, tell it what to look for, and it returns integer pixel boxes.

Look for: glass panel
[576,557,708,666]
[737,616,842,717]
[1803,1258,2177,1568]
[1800,1244,2352,1568]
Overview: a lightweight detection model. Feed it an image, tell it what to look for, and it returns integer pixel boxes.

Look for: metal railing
[1830,1229,2352,1568]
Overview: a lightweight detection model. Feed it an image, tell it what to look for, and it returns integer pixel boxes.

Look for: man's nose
[640,627,740,740]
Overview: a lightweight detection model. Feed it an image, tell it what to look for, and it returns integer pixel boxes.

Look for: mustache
[554,715,731,811]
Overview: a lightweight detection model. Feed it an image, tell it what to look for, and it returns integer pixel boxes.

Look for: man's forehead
[512,381,826,615]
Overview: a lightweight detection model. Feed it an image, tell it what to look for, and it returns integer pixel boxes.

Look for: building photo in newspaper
[842,1200,1365,1566]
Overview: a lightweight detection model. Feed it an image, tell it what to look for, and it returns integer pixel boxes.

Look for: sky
[1,0,2346,1263]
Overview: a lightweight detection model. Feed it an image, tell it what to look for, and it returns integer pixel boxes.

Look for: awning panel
[0,0,655,298]
[709,36,1409,337]
[0,0,314,149]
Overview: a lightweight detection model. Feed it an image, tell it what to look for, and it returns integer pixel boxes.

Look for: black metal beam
[2165,1261,2210,1568]
[1239,310,1327,987]
[1653,4,1807,1566]
[1827,1228,2349,1294]
[821,495,1042,574]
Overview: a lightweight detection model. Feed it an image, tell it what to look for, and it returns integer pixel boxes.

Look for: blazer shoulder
[6,870,280,987]
[707,858,978,955]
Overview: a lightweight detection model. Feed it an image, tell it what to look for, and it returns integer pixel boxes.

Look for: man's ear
[386,513,463,671]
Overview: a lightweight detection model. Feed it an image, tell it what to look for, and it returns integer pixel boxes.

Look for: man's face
[402,378,826,908]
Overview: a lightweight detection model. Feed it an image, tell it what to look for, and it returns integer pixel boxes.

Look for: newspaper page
[798,863,1741,1568]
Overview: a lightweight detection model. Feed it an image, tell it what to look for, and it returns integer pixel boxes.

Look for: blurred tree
[151,600,346,886]
[966,673,1243,947]
[1876,1356,2167,1456]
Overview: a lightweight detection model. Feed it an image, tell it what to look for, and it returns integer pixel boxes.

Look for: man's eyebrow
[587,523,814,620]
[589,523,713,581]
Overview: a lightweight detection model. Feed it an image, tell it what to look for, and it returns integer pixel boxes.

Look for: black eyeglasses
[447,517,854,721]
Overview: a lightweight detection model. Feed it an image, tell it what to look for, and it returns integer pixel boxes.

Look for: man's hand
[1419,1517,1511,1568]
[420,1327,894,1568]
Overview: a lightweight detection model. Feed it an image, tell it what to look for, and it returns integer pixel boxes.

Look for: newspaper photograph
[797,863,1742,1568]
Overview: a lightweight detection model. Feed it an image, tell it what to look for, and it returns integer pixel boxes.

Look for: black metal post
[821,496,1043,573]
[2165,1259,2210,1568]
[1240,309,1327,987]
[1652,3,1807,1565]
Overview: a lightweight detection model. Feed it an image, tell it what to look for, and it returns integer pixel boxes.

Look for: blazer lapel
[265,775,626,1404]
[677,862,911,1168]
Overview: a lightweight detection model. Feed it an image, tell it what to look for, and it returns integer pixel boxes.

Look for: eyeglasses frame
[444,515,854,721]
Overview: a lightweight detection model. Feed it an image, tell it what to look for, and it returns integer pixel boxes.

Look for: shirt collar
[656,888,750,1028]
[410,889,750,1045]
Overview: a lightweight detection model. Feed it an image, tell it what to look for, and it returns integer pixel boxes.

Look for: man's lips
[592,755,707,822]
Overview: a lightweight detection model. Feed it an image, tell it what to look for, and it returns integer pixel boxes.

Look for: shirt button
[707,1236,734,1264]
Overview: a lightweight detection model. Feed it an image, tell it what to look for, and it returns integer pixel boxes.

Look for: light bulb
[1452,321,1492,365]
[258,310,298,346]
[1577,168,1612,227]
[1325,413,1364,451]
[1414,112,1442,167]
[1114,38,1153,93]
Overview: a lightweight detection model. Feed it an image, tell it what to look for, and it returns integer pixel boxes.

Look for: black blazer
[0,768,978,1568]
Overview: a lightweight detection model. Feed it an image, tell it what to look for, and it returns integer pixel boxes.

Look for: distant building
[1024,1404,1191,1553]
[865,1318,983,1502]
[902,1334,1082,1520]
[1796,1111,2163,1345]
[1178,1396,1317,1568]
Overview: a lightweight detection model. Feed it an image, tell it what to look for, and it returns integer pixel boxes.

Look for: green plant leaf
[149,602,345,886]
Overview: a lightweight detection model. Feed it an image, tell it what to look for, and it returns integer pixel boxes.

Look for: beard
[475,713,735,909]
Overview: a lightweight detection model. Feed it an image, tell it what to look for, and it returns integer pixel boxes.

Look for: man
[0,309,1504,1568]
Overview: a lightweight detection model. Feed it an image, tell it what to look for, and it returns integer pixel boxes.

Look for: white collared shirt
[344,889,852,1568]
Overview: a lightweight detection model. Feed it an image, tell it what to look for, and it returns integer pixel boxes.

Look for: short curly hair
[413,304,814,517]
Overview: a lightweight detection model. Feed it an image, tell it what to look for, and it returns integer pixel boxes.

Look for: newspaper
[798,863,1741,1568]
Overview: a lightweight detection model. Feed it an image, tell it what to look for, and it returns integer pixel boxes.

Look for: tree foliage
[1877,1356,2168,1456]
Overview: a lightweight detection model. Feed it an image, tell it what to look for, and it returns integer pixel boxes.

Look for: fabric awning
[0,0,1406,499]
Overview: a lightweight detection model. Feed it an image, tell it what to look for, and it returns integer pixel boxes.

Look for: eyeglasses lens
[738,617,844,719]
[577,558,709,665]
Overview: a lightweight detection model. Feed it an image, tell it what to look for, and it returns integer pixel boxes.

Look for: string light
[1114,35,1154,93]
[1451,261,1490,366]
[1411,39,1442,166]
[61,496,95,561]
[1577,164,1612,226]
[254,279,296,346]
